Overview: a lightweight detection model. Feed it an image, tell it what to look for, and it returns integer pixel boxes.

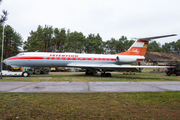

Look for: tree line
[0,24,23,61]
[0,24,180,61]
[0,0,8,24]
[23,25,180,54]
[23,25,135,54]
[147,40,180,54]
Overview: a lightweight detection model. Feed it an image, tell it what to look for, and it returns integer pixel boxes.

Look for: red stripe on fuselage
[137,58,144,61]
[7,56,44,60]
[6,56,118,61]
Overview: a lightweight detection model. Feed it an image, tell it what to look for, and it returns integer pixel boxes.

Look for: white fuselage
[4,52,144,67]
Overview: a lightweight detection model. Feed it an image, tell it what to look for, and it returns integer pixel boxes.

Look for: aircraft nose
[3,59,7,64]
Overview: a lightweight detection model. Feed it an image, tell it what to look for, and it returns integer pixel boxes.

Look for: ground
[145,52,180,61]
[0,72,180,119]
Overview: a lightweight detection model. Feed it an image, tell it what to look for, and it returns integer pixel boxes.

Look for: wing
[67,63,171,69]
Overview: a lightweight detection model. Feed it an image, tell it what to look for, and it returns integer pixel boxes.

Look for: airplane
[3,34,177,77]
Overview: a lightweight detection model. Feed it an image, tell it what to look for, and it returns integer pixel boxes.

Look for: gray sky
[1,0,180,45]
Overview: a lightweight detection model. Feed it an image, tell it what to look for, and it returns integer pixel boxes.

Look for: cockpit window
[16,53,24,56]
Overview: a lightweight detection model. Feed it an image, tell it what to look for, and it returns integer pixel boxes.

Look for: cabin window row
[44,57,116,61]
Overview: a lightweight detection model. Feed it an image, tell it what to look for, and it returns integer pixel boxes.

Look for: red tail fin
[116,34,177,56]
[116,40,148,56]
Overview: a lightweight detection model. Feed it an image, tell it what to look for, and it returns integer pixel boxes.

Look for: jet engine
[116,56,137,63]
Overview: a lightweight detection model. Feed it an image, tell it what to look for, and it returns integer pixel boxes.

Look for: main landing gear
[85,69,112,77]
[101,72,112,77]
[101,73,112,77]
[85,69,96,76]
[85,71,94,76]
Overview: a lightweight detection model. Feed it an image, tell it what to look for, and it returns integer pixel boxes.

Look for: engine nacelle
[116,56,137,63]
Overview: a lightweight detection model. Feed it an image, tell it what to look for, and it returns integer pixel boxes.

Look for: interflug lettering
[50,54,79,57]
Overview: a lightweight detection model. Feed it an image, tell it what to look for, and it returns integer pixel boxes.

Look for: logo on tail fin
[131,48,140,54]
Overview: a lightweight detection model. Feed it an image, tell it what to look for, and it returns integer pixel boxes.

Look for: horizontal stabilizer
[138,34,177,41]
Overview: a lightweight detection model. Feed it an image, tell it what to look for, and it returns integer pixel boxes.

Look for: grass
[0,92,180,119]
[0,72,180,82]
[0,72,180,119]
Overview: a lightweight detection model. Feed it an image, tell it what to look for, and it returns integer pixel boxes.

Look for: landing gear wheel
[35,69,40,75]
[176,71,180,76]
[85,71,90,75]
[166,71,171,76]
[101,73,112,77]
[106,73,112,77]
[85,71,94,76]
[101,73,106,77]
[43,69,49,74]
[22,72,29,77]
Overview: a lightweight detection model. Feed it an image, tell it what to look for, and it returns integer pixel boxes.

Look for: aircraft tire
[106,73,112,77]
[101,73,106,77]
[85,72,94,76]
[22,72,29,77]
[35,69,41,75]
[176,71,180,76]
[44,69,49,74]
[89,72,94,75]
[85,71,89,75]
[166,71,171,76]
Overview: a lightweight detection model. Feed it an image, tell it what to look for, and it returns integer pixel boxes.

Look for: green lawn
[0,92,180,119]
[1,72,179,82]
[1,72,180,119]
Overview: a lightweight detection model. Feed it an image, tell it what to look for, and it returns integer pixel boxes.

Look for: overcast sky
[1,0,180,45]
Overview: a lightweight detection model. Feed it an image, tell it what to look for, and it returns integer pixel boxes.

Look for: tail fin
[116,34,177,56]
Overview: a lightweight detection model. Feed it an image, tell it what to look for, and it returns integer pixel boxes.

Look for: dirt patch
[145,52,180,61]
